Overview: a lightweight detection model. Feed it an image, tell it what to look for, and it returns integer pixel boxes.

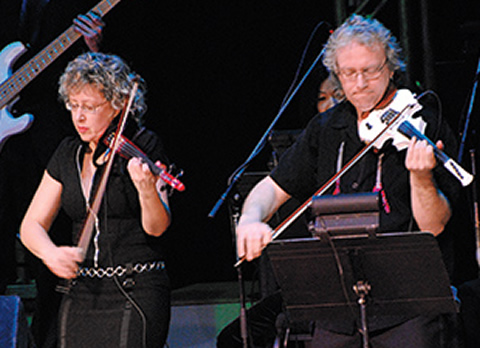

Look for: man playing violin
[219,14,461,348]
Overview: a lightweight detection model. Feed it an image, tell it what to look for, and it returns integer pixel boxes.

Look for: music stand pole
[354,281,371,348]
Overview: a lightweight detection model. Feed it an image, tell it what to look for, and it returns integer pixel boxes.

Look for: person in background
[0,2,105,346]
[0,0,104,293]
[316,75,344,113]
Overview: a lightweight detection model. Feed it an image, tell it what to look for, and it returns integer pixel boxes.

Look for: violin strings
[118,140,148,160]
[106,134,149,162]
[112,136,158,172]
[105,134,182,187]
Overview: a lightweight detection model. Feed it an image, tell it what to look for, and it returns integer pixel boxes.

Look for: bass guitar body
[0,42,34,150]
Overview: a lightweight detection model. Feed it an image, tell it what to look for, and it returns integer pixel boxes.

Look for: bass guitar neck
[0,0,122,150]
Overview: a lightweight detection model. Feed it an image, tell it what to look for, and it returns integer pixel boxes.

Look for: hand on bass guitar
[0,0,122,151]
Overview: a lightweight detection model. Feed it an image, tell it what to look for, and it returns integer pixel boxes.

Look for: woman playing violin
[20,52,172,347]
[219,14,461,348]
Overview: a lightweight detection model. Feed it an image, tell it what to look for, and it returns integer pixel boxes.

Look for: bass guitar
[0,0,122,151]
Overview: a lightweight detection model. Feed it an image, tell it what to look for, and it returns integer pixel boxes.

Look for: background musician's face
[317,78,342,113]
[67,84,118,148]
[335,41,393,118]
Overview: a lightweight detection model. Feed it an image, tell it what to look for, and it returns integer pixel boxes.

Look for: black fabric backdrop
[2,0,480,289]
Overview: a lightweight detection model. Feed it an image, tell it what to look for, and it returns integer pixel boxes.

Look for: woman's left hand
[127,157,158,196]
[127,157,170,235]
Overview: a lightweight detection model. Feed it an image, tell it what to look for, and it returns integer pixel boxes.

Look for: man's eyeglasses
[65,100,109,114]
[336,59,388,82]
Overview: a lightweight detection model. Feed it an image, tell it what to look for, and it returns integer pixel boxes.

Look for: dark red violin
[104,133,185,192]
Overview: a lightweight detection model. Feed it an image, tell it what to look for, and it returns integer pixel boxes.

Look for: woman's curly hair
[58,52,147,125]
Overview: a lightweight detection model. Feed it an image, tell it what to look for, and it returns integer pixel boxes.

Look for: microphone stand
[457,55,480,270]
[208,46,326,218]
[208,47,326,348]
[469,150,480,273]
[228,191,250,347]
[458,55,480,163]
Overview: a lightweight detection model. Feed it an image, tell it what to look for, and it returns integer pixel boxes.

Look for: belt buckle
[122,263,135,290]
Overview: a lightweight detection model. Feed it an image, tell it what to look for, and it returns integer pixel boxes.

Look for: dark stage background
[3,0,480,290]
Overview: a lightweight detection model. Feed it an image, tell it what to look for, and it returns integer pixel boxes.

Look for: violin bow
[235,102,417,267]
[76,81,138,262]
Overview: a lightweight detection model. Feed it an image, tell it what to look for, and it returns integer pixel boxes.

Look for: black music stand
[266,233,457,348]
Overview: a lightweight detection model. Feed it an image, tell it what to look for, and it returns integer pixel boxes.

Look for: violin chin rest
[358,89,423,150]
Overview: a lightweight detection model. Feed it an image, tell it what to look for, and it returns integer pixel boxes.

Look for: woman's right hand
[42,246,83,279]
